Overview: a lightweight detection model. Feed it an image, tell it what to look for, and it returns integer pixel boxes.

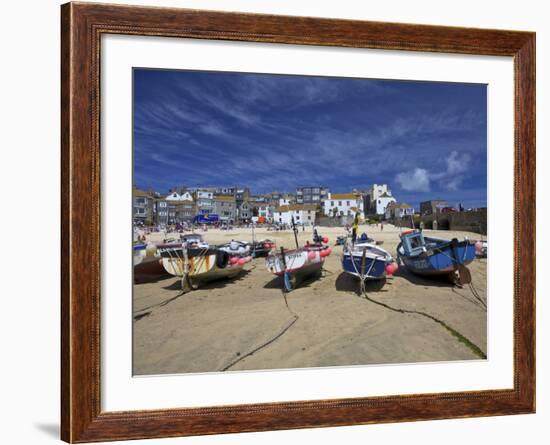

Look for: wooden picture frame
[61,2,535,442]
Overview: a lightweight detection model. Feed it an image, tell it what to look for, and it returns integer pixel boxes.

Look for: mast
[351,212,359,245]
[251,223,256,256]
[291,216,299,249]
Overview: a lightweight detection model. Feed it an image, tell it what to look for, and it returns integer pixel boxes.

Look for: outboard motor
[313,229,323,244]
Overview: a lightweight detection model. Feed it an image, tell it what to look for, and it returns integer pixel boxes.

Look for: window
[346,201,350,206]
[338,201,342,206]
[308,216,311,220]
[331,201,334,206]
[378,199,381,204]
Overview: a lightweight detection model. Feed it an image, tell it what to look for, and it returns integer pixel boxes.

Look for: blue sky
[134,69,487,208]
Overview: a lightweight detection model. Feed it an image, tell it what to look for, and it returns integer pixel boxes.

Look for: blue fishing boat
[342,237,396,281]
[397,229,476,284]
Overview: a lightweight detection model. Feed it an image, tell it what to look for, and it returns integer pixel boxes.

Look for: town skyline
[134,69,487,208]
[134,183,480,211]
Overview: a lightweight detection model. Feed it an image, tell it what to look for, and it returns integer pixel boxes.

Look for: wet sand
[133,224,487,375]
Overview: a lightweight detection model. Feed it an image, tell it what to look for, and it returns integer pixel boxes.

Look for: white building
[273,204,317,226]
[257,205,274,221]
[166,191,194,202]
[195,190,214,213]
[385,202,414,220]
[279,198,291,206]
[375,194,396,215]
[323,193,363,217]
[365,184,396,215]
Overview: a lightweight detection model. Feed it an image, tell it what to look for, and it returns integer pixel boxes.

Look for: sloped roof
[133,189,152,198]
[214,195,236,203]
[387,202,413,210]
[329,193,357,200]
[275,204,317,213]
[167,199,194,205]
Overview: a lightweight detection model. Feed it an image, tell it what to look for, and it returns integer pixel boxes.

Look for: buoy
[322,236,329,243]
[307,251,317,261]
[385,262,398,275]
[237,258,246,265]
[475,240,483,253]
[245,256,252,263]
[229,256,238,265]
[325,247,332,256]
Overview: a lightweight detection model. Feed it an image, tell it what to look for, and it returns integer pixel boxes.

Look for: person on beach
[380,222,384,231]
[351,213,359,244]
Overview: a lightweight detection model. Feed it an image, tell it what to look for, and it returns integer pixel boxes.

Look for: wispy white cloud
[394,151,473,193]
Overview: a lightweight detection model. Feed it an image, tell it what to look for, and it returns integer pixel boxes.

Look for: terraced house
[194,190,214,215]
[273,204,317,226]
[164,191,195,224]
[323,193,363,217]
[133,188,155,225]
[213,195,236,222]
[295,186,329,206]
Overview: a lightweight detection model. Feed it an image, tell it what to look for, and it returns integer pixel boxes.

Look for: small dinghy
[159,241,251,291]
[133,242,170,283]
[342,240,396,281]
[250,239,275,257]
[218,240,251,257]
[266,220,331,291]
[179,233,209,249]
[133,243,147,266]
[340,215,397,291]
[397,229,476,284]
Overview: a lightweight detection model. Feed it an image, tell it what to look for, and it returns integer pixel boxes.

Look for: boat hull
[266,247,325,290]
[398,239,475,276]
[134,257,168,283]
[342,254,387,280]
[160,248,244,286]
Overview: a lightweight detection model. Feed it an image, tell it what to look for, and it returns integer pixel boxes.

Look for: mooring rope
[359,287,486,359]
[220,281,299,372]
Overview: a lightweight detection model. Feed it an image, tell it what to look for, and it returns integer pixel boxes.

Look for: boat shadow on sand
[161,268,252,291]
[334,272,388,294]
[392,266,456,288]
[263,272,323,290]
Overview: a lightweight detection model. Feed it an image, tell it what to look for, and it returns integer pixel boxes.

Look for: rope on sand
[220,286,299,372]
[360,288,487,360]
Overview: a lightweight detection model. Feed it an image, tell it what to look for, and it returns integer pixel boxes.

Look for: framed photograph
[61,2,535,442]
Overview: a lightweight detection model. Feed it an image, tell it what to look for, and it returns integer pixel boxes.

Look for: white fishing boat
[265,220,331,291]
[159,243,251,291]
[218,240,251,257]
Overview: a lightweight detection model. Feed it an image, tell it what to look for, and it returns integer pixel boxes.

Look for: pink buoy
[385,262,398,275]
[325,247,332,256]
[307,251,317,261]
[237,258,246,266]
[475,241,483,253]
[322,236,329,243]
[229,256,238,265]
[319,249,328,258]
[245,256,252,263]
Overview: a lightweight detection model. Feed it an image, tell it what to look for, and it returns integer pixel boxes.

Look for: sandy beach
[133,224,487,375]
